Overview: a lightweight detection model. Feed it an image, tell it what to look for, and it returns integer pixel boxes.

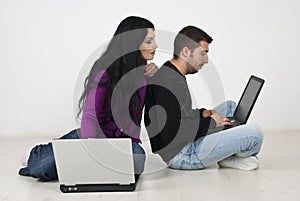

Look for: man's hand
[211,112,232,127]
[144,62,158,77]
[202,109,217,118]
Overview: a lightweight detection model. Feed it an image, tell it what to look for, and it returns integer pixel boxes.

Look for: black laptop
[209,75,265,132]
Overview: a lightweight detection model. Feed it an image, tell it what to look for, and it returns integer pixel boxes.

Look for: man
[144,26,263,170]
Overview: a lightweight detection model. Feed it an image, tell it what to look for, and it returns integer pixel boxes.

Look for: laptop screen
[52,138,135,186]
[234,76,264,123]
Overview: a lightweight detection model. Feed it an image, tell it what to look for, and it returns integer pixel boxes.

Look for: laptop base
[222,117,242,130]
[60,183,136,193]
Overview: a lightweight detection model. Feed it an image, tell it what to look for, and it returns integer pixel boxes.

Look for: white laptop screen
[52,138,135,186]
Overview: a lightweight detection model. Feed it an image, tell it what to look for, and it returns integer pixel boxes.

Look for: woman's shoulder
[87,70,111,91]
[94,70,109,82]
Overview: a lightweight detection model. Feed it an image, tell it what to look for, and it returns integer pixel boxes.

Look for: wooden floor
[1,131,299,201]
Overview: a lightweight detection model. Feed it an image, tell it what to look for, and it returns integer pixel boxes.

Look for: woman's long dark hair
[77,16,154,120]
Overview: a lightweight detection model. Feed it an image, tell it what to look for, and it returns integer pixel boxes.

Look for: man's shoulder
[147,67,179,88]
[154,62,182,80]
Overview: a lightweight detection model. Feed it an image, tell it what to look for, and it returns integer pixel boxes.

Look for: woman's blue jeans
[18,129,145,181]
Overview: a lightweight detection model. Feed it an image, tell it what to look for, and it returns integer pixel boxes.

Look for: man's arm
[147,85,216,145]
[199,109,232,127]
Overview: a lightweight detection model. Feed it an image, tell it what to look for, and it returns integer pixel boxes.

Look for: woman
[19,16,158,181]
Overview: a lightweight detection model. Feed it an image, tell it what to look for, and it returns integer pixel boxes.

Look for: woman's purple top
[80,70,146,143]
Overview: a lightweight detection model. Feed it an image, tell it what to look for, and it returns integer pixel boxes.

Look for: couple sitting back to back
[19,16,263,182]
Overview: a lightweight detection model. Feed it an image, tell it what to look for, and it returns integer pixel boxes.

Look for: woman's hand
[144,62,158,77]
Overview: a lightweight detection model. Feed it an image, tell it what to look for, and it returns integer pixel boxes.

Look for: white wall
[0,0,299,137]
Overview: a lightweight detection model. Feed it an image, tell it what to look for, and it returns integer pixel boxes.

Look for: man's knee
[247,124,263,137]
[243,124,264,146]
[226,100,236,107]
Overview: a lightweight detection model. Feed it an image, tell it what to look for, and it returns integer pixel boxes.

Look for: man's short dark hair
[173,26,213,58]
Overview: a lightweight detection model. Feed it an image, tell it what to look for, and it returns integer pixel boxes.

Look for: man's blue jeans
[18,129,146,181]
[168,101,264,169]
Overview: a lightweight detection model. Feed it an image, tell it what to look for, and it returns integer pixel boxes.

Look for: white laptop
[52,138,136,193]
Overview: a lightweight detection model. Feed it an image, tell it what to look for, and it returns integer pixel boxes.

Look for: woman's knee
[60,129,80,139]
[132,142,145,155]
[132,142,146,174]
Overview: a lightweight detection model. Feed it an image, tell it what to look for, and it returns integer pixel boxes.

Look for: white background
[1,0,299,137]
